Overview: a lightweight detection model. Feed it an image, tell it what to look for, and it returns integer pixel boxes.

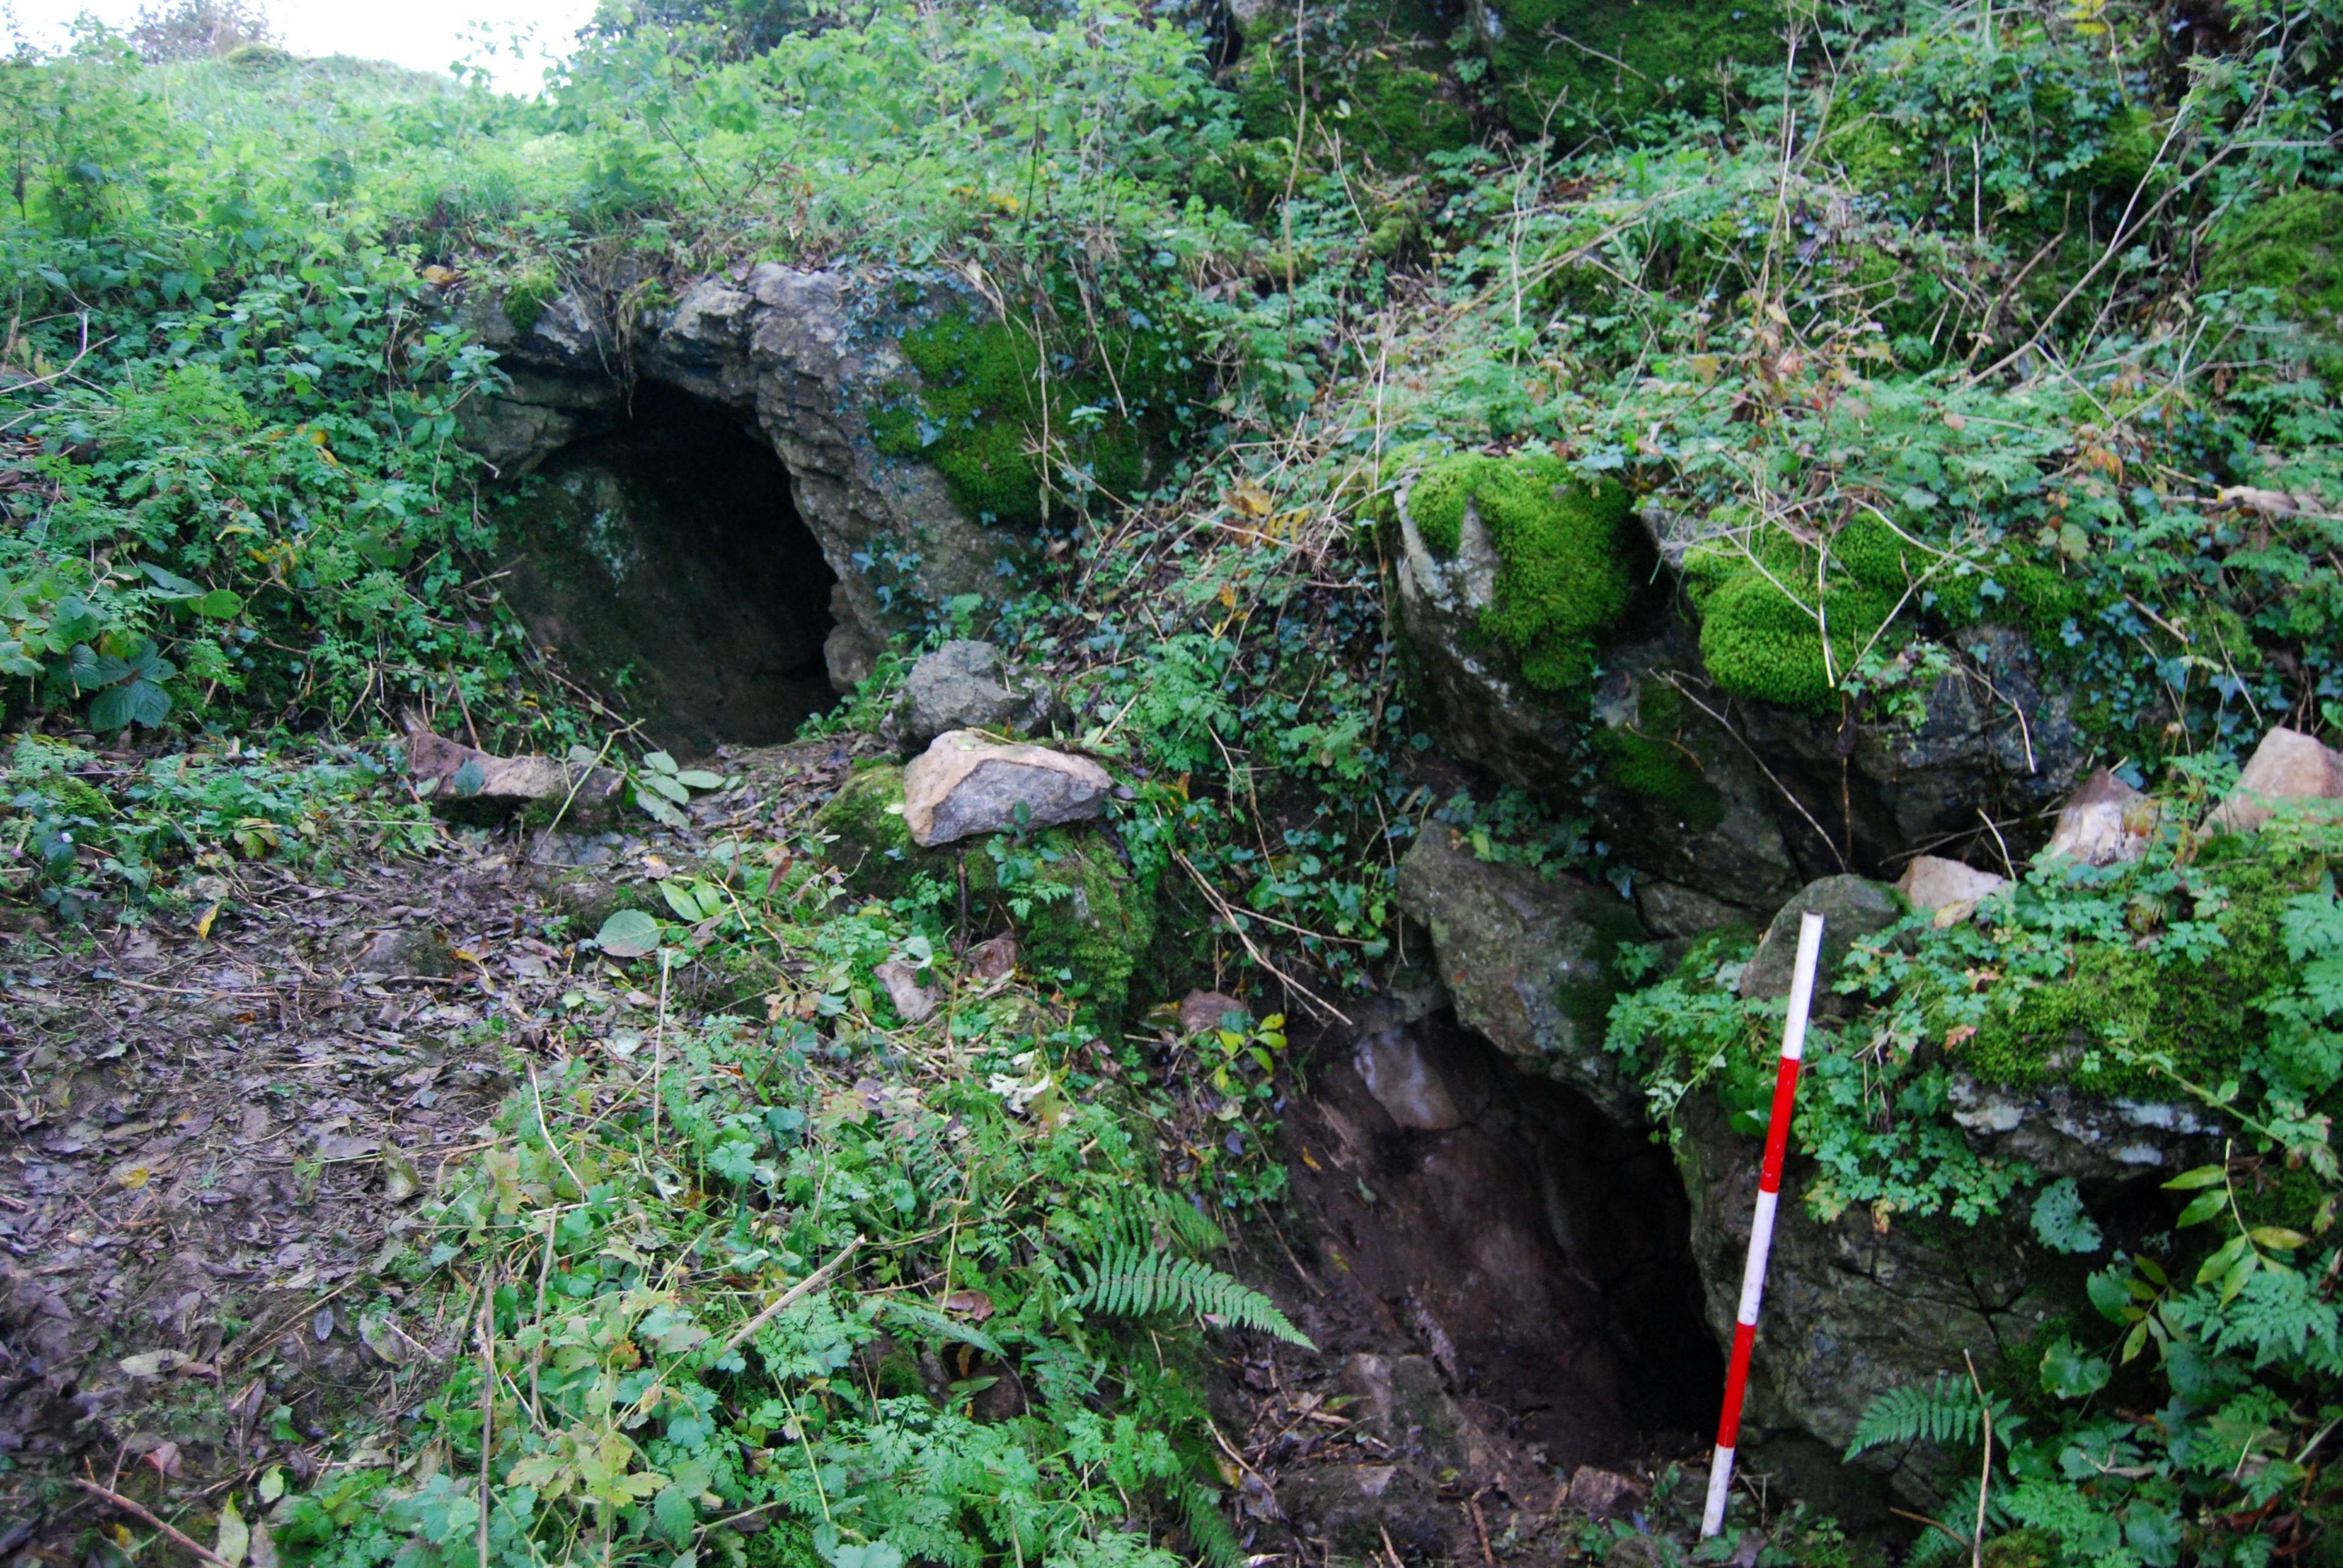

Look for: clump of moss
[1479,0,1783,142]
[1403,451,1635,691]
[503,261,562,336]
[1593,678,1726,833]
[1696,560,1893,708]
[1950,849,2314,1095]
[2203,187,2343,339]
[869,309,1170,528]
[810,763,951,897]
[966,828,1158,1023]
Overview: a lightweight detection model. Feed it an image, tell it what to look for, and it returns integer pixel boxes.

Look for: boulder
[2204,726,2343,833]
[2043,768,2154,865]
[1737,875,1901,1002]
[883,641,1049,750]
[1392,827,1647,1119]
[1895,855,2007,915]
[1565,1465,1641,1520]
[901,733,1111,847]
[402,721,623,822]
[1352,1021,1478,1131]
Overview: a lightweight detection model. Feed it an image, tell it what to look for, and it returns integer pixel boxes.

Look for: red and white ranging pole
[1700,909,1827,1539]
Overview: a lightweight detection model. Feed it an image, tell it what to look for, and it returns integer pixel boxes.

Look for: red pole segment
[1700,908,1826,1539]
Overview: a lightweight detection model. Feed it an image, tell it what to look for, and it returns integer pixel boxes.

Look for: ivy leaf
[2031,1179,2104,1254]
[2039,1334,2112,1399]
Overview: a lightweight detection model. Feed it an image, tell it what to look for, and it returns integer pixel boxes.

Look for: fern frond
[1069,1243,1312,1347]
[1174,1478,1245,1568]
[1845,1376,2001,1459]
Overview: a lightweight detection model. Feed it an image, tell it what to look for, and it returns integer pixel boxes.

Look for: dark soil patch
[1221,1004,1722,1564]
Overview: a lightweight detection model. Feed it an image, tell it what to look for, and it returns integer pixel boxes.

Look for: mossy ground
[2204,187,2343,339]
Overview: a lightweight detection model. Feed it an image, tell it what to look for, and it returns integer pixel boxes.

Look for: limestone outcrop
[456,267,1019,691]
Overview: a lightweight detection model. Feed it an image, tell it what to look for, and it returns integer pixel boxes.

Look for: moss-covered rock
[2203,187,2343,340]
[1233,0,1472,169]
[966,827,1157,1023]
[811,762,954,898]
[1951,843,2317,1095]
[867,309,1173,528]
[1477,0,1783,142]
[1591,677,1726,835]
[1692,568,1898,711]
[1399,450,1636,691]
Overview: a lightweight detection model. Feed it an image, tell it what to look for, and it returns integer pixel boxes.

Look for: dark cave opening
[1283,1005,1726,1473]
[503,383,839,756]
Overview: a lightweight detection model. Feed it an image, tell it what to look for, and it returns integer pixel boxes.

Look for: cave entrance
[504,383,838,756]
[1283,1005,1723,1472]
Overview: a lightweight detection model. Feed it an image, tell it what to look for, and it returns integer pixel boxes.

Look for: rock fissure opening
[1263,1004,1724,1550]
[504,383,838,756]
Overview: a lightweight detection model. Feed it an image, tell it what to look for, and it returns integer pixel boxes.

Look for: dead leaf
[215,1494,250,1568]
[195,901,221,940]
[120,1350,191,1378]
[382,1152,420,1203]
[942,1290,995,1323]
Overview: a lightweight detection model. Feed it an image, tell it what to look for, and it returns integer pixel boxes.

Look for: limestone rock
[456,267,1027,678]
[2204,726,2343,833]
[402,721,623,822]
[873,958,939,1024]
[901,732,1111,847]
[1633,877,1756,940]
[1565,1465,1641,1520]
[884,641,1049,751]
[1353,1023,1474,1131]
[1392,827,1647,1119]
[1738,875,1902,1001]
[1178,990,1247,1035]
[1895,855,2007,916]
[2043,768,2154,865]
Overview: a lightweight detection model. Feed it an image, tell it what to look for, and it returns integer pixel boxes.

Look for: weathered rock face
[1736,874,1902,1002]
[1392,827,1648,1120]
[458,267,1019,691]
[1392,550,2089,914]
